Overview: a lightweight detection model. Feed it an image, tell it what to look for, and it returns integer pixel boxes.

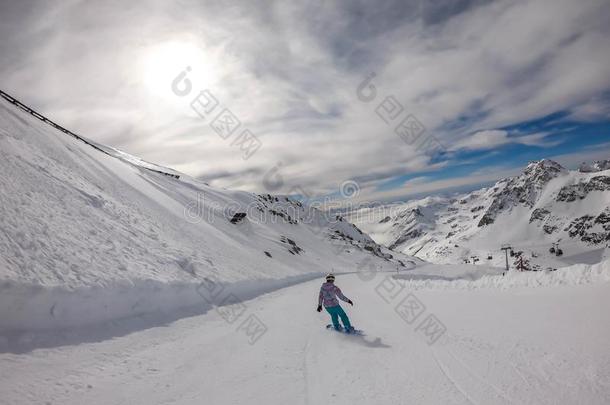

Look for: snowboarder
[316,273,354,332]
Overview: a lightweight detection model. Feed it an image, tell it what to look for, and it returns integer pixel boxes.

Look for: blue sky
[1,0,609,205]
[373,114,610,202]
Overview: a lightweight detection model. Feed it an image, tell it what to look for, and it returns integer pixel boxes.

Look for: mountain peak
[521,159,566,186]
[524,159,564,174]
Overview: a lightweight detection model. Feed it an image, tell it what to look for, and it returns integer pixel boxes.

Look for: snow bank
[0,273,325,333]
[394,259,610,290]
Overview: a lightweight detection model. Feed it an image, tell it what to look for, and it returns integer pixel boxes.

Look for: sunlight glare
[140,41,214,97]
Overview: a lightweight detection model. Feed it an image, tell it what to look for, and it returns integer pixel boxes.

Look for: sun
[140,41,215,97]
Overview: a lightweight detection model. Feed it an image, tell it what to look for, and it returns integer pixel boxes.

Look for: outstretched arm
[334,286,352,304]
[318,289,323,307]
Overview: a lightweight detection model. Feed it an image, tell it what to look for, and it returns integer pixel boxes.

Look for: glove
[348,299,354,306]
[316,305,322,312]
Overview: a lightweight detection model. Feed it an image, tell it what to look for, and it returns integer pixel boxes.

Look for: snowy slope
[0,95,414,334]
[2,265,609,405]
[349,160,610,268]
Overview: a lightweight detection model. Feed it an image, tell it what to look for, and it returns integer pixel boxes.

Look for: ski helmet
[326,273,335,282]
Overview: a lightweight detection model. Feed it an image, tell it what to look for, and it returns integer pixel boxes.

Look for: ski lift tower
[501,244,512,272]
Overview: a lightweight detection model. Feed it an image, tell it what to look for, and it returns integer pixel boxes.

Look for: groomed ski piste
[1,95,609,404]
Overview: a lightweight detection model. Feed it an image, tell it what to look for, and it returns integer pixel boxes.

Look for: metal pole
[501,245,512,272]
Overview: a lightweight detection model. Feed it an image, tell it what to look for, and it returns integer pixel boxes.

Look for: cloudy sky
[2,0,610,205]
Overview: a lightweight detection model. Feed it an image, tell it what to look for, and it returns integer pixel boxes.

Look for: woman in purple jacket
[316,273,354,332]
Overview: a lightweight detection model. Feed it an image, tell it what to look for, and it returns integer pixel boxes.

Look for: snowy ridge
[0,89,179,179]
[349,159,610,269]
[0,95,412,334]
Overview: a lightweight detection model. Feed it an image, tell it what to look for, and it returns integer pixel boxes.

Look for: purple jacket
[318,282,350,308]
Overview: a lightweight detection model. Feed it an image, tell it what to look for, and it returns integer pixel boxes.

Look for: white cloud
[451,130,511,150]
[0,0,609,202]
[451,130,560,151]
[345,167,522,206]
[341,142,610,206]
[568,96,610,122]
[400,176,430,188]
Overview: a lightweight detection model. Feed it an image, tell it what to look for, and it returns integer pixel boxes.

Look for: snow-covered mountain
[0,94,415,335]
[348,159,610,269]
[2,93,610,405]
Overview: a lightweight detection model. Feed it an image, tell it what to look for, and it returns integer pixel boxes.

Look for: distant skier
[316,273,354,332]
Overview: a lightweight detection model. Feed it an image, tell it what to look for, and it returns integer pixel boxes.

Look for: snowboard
[326,324,364,335]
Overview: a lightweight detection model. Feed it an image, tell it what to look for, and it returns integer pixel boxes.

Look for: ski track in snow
[448,348,513,404]
[301,337,312,405]
[432,349,478,405]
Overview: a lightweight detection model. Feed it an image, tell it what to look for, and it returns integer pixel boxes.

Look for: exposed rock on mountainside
[477,160,566,227]
[348,159,610,267]
[556,176,610,202]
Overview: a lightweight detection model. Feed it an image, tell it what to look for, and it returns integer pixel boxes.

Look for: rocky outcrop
[478,160,566,227]
[379,216,392,223]
[557,176,610,202]
[564,208,610,245]
[530,208,550,223]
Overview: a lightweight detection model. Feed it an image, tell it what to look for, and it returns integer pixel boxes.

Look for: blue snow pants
[325,305,352,330]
